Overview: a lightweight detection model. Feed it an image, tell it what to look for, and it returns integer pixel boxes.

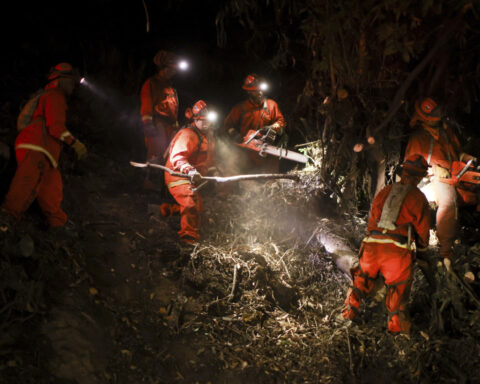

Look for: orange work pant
[343,242,413,333]
[2,150,67,227]
[168,183,203,241]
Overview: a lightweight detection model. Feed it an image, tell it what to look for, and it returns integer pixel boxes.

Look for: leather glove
[227,128,243,144]
[187,169,202,184]
[143,122,158,137]
[71,140,87,160]
[433,165,450,178]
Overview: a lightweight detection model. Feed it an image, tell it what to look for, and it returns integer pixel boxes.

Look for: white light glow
[178,60,189,71]
[259,82,268,91]
[80,77,87,85]
[207,111,218,122]
[419,182,436,203]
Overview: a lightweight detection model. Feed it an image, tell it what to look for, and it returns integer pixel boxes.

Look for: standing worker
[223,74,286,173]
[163,100,217,244]
[2,62,87,228]
[140,50,187,190]
[342,155,431,334]
[404,97,478,266]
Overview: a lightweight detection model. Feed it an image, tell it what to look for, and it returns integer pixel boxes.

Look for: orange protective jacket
[140,74,178,124]
[223,98,285,137]
[367,181,431,250]
[164,125,215,187]
[404,123,462,169]
[15,83,76,168]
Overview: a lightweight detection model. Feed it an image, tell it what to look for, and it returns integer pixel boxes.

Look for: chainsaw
[236,129,308,164]
[439,159,480,191]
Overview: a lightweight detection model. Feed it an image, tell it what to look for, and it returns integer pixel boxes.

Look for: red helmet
[153,50,177,69]
[242,74,267,91]
[414,97,442,123]
[47,62,74,81]
[192,100,209,120]
[401,154,430,177]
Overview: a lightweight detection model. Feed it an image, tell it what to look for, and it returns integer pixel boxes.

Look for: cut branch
[130,161,300,183]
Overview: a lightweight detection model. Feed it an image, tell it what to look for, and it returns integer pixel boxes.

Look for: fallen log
[309,219,359,279]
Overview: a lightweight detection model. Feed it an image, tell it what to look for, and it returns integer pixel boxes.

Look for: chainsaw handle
[457,158,473,179]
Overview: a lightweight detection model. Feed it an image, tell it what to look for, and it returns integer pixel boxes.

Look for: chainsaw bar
[237,132,308,164]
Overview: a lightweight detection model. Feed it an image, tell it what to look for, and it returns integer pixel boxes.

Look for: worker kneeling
[342,154,432,334]
[163,100,216,244]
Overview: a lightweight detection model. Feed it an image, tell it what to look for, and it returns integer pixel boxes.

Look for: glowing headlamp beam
[259,82,268,91]
[178,60,189,71]
[207,111,218,122]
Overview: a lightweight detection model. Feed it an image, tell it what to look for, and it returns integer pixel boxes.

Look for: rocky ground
[1,150,480,384]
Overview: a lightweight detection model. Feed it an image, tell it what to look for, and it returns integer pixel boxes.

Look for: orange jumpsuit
[164,126,215,241]
[404,123,477,258]
[343,179,431,333]
[2,83,77,227]
[140,74,178,160]
[223,98,285,173]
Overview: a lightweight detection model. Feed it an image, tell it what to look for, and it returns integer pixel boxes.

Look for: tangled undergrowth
[1,153,480,383]
[191,170,480,383]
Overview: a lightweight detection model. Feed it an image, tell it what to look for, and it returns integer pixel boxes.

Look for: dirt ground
[1,150,480,384]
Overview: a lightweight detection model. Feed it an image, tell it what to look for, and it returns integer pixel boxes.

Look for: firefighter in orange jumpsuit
[140,50,181,190]
[163,100,216,244]
[404,97,478,264]
[2,63,88,228]
[343,155,431,334]
[223,74,286,173]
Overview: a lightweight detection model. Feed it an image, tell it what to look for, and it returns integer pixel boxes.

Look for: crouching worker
[342,155,432,334]
[163,100,216,244]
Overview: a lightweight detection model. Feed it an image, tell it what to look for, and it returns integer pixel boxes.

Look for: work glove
[227,128,243,144]
[187,169,202,184]
[142,122,158,137]
[71,140,87,160]
[433,165,450,179]
[259,125,277,142]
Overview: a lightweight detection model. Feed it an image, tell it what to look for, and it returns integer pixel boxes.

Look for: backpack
[16,89,47,131]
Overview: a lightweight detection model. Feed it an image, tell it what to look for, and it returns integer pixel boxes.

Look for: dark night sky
[1,1,264,119]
